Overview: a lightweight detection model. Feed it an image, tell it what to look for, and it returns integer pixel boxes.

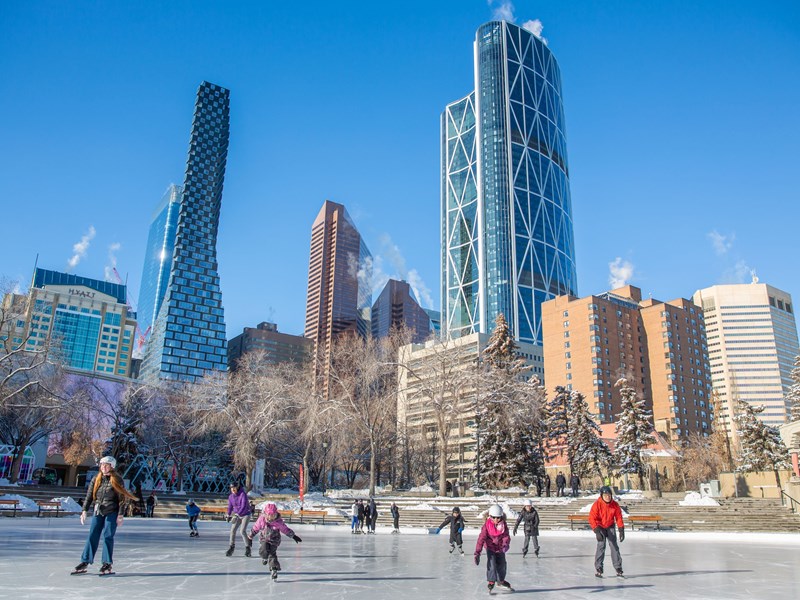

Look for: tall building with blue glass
[140,81,230,384]
[442,21,577,344]
[135,184,181,357]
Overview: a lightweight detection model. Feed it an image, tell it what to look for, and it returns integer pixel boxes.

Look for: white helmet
[488,504,504,518]
[523,498,532,507]
[99,456,117,469]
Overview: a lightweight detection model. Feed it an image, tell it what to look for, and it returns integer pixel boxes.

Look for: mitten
[458,527,463,533]
[473,553,480,566]
[618,528,625,543]
[292,535,302,543]
[593,527,604,542]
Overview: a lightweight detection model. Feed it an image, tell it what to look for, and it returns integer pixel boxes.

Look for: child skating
[474,504,513,593]
[512,499,540,557]
[186,499,201,537]
[588,486,625,578]
[247,503,302,580]
[436,506,466,554]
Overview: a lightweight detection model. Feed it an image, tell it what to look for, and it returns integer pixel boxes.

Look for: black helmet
[600,486,613,496]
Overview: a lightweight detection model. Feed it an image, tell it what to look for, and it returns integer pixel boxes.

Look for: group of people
[70,456,626,588]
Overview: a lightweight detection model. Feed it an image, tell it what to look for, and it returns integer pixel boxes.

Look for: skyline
[1,1,799,339]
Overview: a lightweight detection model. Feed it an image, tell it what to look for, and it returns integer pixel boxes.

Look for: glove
[292,535,302,543]
[457,527,463,533]
[247,534,253,542]
[436,528,441,534]
[618,528,625,543]
[593,527,605,542]
[226,515,232,523]
[474,553,480,566]
[513,528,518,536]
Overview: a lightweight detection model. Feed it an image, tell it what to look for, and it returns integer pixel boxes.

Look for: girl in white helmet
[474,504,513,593]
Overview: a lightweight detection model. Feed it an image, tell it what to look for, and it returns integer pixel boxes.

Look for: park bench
[201,506,229,520]
[627,515,663,530]
[0,499,20,517]
[286,509,328,524]
[567,514,590,530]
[36,501,63,517]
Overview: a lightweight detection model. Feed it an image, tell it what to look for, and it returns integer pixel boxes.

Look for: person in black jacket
[570,473,581,498]
[437,506,466,554]
[368,497,378,533]
[390,502,400,533]
[513,499,540,557]
[556,472,567,497]
[544,474,551,497]
[71,456,137,576]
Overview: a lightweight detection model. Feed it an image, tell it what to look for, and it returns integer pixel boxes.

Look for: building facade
[227,322,313,370]
[140,81,230,384]
[693,281,798,433]
[442,20,577,344]
[136,184,182,358]
[371,279,431,343]
[542,285,712,443]
[3,268,137,378]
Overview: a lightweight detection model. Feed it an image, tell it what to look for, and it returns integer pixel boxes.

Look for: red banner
[299,464,305,502]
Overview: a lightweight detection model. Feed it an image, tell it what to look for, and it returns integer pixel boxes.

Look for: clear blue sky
[2,1,799,338]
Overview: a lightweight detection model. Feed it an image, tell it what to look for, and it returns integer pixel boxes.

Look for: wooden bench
[567,514,590,530]
[0,499,20,517]
[286,509,328,524]
[628,515,663,530]
[200,506,229,520]
[37,501,63,517]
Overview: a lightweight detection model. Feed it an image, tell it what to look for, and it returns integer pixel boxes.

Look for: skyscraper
[371,279,431,343]
[136,184,181,357]
[304,200,372,379]
[139,81,230,384]
[693,281,798,434]
[442,20,577,344]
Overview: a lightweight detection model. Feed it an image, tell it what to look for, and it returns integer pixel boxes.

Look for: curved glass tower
[442,20,577,344]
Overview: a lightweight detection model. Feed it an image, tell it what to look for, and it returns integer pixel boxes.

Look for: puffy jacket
[186,503,201,517]
[227,488,252,517]
[589,497,624,530]
[475,517,510,555]
[83,474,126,517]
[250,514,295,546]
[438,513,466,543]
[513,507,540,536]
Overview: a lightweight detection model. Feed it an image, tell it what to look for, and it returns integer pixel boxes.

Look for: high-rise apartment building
[136,184,181,357]
[140,81,230,384]
[371,279,431,343]
[693,281,799,433]
[227,322,313,371]
[2,268,137,378]
[542,285,712,442]
[442,20,577,344]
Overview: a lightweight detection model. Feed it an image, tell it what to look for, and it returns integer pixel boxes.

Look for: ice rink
[1,517,798,599]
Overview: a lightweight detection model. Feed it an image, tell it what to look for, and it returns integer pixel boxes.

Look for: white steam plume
[707,230,735,256]
[490,0,515,22]
[376,234,434,308]
[66,226,96,270]
[722,259,755,284]
[522,19,547,44]
[104,242,122,282]
[608,257,635,289]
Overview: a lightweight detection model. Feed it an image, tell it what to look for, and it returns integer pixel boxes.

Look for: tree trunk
[438,431,448,497]
[303,441,312,494]
[369,435,377,496]
[9,433,32,484]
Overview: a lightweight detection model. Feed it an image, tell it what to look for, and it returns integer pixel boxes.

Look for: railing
[780,490,800,514]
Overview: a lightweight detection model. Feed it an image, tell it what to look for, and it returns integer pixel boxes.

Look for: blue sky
[1,1,799,338]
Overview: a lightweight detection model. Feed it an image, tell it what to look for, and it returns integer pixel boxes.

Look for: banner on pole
[299,464,305,503]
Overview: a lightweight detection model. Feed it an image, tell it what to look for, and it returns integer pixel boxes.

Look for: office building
[227,322,313,371]
[139,81,230,383]
[442,20,577,344]
[371,279,431,343]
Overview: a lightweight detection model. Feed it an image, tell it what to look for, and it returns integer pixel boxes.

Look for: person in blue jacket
[437,506,466,554]
[186,499,201,537]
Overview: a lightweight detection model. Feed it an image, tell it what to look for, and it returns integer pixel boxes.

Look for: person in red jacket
[474,504,513,593]
[588,486,625,578]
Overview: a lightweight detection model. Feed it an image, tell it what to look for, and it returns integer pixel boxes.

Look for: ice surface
[0,517,798,599]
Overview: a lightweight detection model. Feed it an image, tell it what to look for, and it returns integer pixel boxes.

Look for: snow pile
[0,478,13,486]
[409,484,435,493]
[498,486,527,493]
[617,490,645,500]
[0,494,38,512]
[52,496,83,513]
[679,492,720,507]
[406,502,445,511]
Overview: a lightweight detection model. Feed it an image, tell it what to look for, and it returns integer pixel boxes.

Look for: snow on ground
[52,497,83,513]
[679,491,721,506]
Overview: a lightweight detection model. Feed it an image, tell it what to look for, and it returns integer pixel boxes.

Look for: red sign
[299,464,304,502]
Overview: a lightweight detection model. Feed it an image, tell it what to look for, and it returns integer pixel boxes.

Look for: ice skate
[225,544,235,557]
[534,549,539,557]
[271,569,278,580]
[498,580,514,592]
[522,549,527,557]
[616,569,625,578]
[449,543,455,554]
[459,546,465,555]
[99,563,114,576]
[595,570,603,578]
[70,562,89,575]
[245,546,252,558]
[488,581,495,594]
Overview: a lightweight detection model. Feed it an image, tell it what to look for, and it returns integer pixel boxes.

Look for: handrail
[780,490,800,514]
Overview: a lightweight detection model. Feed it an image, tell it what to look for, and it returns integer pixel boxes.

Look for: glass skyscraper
[140,81,230,384]
[442,20,577,344]
[135,184,181,358]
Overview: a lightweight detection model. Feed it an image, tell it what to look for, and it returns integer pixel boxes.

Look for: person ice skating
[556,472,566,497]
[71,456,137,576]
[357,499,366,533]
[226,481,253,557]
[513,499,540,558]
[145,491,157,517]
[363,498,372,533]
[368,497,378,533]
[350,499,359,533]
[474,504,513,593]
[437,506,466,555]
[247,502,302,580]
[390,502,400,533]
[544,474,551,497]
[186,499,201,537]
[589,486,625,578]
[570,473,581,498]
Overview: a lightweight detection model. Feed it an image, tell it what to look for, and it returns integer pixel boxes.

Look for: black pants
[486,549,507,583]
[259,539,281,571]
[188,515,198,532]
[393,516,399,529]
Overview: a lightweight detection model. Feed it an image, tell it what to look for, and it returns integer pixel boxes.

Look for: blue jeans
[81,512,118,564]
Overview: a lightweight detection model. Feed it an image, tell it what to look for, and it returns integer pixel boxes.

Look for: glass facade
[136,184,181,358]
[371,279,431,343]
[140,82,229,384]
[442,21,578,344]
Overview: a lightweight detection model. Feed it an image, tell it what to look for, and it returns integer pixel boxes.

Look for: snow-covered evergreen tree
[613,378,655,490]
[544,385,572,469]
[734,399,790,487]
[568,390,612,478]
[105,385,150,472]
[787,355,800,422]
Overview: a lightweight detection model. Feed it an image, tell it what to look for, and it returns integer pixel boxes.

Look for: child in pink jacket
[474,504,513,593]
[247,503,302,580]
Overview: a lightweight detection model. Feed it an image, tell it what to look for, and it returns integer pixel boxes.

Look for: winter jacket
[351,502,358,517]
[513,507,540,536]
[438,513,466,543]
[250,514,295,546]
[555,474,566,487]
[570,475,580,488]
[390,505,400,519]
[357,503,365,520]
[589,497,624,530]
[227,488,252,518]
[83,474,127,517]
[369,499,378,522]
[186,503,201,518]
[475,517,510,555]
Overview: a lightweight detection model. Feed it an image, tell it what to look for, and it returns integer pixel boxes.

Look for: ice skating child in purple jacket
[474,504,513,593]
[248,503,302,580]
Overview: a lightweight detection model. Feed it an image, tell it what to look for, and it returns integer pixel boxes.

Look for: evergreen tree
[734,399,790,488]
[105,385,150,473]
[787,355,800,422]
[613,378,655,490]
[568,390,612,478]
[544,385,572,470]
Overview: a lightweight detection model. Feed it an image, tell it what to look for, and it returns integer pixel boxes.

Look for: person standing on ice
[71,456,137,576]
[390,502,400,533]
[350,499,359,533]
[474,504,513,593]
[225,481,253,557]
[588,486,625,578]
[363,498,372,533]
[436,506,466,554]
[513,498,540,557]
[368,497,378,533]
[186,499,201,537]
[247,502,302,580]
